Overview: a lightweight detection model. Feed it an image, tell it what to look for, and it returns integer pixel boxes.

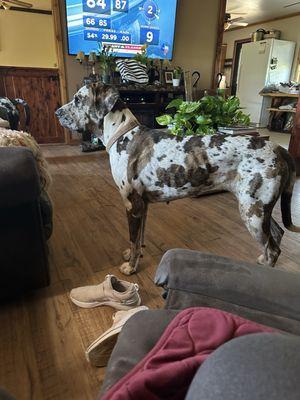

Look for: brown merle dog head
[55,82,119,137]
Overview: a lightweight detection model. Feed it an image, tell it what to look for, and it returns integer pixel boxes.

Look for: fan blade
[284,1,300,7]
[0,1,11,9]
[7,0,32,7]
[228,12,247,15]
[230,17,244,22]
[224,22,232,31]
[232,21,249,26]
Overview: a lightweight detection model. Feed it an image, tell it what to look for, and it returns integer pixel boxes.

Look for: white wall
[223,14,300,80]
[172,0,220,90]
[0,2,58,68]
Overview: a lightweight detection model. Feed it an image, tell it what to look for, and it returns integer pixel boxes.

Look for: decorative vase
[173,78,180,87]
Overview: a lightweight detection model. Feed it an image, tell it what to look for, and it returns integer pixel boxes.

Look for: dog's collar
[106,117,140,152]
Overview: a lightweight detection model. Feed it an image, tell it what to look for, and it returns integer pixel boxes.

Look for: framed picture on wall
[165,71,174,84]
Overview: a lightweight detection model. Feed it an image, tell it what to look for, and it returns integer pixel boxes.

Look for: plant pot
[102,74,111,84]
[173,78,180,87]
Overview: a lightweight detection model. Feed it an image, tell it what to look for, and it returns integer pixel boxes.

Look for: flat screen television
[65,0,178,59]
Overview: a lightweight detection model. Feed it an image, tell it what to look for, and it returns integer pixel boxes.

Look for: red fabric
[102,308,275,400]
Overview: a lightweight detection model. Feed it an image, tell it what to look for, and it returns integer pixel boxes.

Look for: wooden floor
[1,145,300,400]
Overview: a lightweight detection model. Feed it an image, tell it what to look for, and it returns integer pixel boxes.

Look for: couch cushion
[186,333,300,400]
[39,190,53,240]
[155,250,300,330]
[99,310,178,398]
[166,289,300,334]
[0,147,40,207]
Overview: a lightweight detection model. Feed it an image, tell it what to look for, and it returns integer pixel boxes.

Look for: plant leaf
[156,114,173,126]
[186,129,195,136]
[179,101,201,114]
[196,115,212,125]
[166,98,183,110]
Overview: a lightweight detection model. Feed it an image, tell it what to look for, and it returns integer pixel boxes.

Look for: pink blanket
[102,307,275,400]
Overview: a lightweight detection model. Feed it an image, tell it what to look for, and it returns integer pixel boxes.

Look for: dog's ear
[90,83,119,119]
[103,86,119,114]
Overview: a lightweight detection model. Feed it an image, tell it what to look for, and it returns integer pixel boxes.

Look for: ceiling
[1,0,52,10]
[226,0,300,25]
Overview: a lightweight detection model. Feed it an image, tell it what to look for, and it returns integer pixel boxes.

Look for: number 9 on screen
[140,27,160,45]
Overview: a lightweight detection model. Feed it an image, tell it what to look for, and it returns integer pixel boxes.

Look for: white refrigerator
[236,39,296,126]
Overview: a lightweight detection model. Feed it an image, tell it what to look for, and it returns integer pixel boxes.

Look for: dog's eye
[74,96,80,106]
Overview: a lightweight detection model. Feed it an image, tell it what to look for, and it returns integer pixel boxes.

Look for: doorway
[230,38,251,95]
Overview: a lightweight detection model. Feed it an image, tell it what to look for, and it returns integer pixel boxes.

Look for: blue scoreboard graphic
[66,0,178,59]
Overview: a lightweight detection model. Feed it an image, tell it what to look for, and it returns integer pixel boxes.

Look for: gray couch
[0,147,52,299]
[100,249,300,398]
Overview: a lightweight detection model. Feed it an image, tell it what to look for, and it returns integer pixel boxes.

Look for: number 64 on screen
[82,0,128,13]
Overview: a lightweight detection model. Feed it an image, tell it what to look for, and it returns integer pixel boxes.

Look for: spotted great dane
[56,83,300,275]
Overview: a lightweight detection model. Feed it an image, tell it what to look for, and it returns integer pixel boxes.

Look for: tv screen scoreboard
[82,0,160,55]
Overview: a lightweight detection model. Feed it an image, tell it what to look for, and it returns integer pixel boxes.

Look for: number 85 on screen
[82,0,111,15]
[140,27,159,45]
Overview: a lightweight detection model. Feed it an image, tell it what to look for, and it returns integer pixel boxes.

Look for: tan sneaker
[69,275,141,310]
[86,305,149,367]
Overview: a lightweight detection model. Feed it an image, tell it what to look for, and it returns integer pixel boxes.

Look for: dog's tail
[280,147,300,233]
[12,98,30,130]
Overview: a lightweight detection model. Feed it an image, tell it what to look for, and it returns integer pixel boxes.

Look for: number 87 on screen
[113,0,129,12]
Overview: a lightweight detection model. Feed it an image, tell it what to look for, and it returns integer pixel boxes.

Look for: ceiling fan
[0,0,32,9]
[284,1,300,7]
[224,13,249,30]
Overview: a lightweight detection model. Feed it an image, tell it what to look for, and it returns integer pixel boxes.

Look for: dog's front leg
[123,203,148,262]
[140,203,148,249]
[120,195,147,275]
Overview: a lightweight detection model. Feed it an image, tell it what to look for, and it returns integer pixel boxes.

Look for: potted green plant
[172,66,182,87]
[134,44,149,66]
[156,96,250,136]
[98,44,115,84]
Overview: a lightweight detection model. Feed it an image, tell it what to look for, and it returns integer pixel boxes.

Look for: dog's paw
[119,262,135,276]
[257,254,265,265]
[123,247,145,261]
[122,248,131,261]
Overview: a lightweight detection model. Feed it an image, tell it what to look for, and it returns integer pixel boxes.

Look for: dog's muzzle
[55,107,72,129]
[55,107,63,119]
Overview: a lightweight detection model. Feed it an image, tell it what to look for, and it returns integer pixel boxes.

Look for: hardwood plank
[0,144,299,400]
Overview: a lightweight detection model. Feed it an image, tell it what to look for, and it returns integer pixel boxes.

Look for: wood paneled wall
[0,67,65,144]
